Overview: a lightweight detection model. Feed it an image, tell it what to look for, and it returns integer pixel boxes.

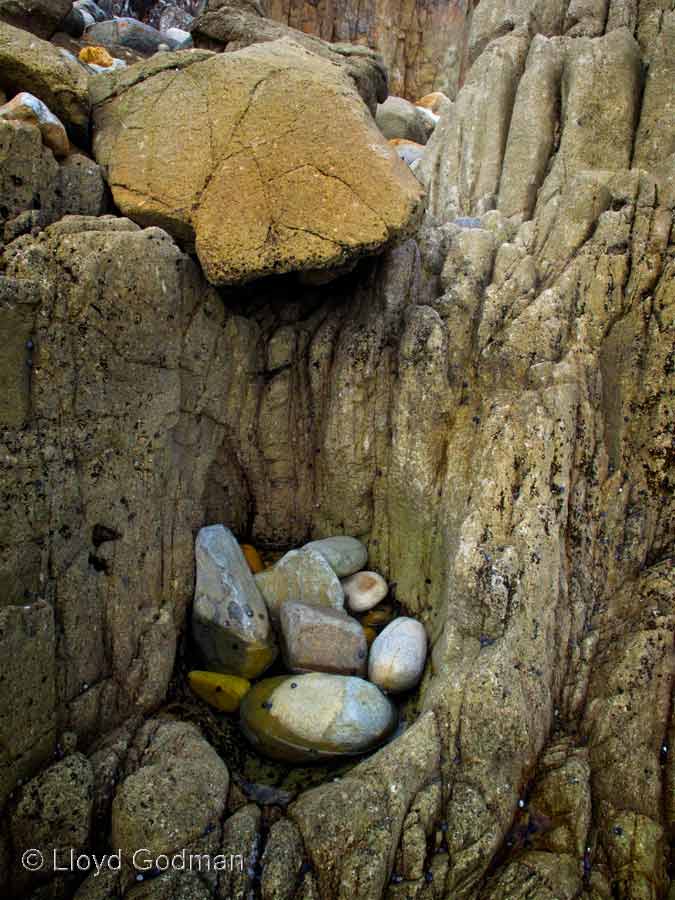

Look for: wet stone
[191,525,277,679]
[240,673,397,762]
[368,617,427,693]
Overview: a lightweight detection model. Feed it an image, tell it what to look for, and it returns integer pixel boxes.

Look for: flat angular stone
[254,547,344,622]
[302,535,367,576]
[280,601,367,675]
[192,525,276,679]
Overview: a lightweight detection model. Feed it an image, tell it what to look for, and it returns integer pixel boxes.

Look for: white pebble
[342,570,388,612]
[368,617,427,693]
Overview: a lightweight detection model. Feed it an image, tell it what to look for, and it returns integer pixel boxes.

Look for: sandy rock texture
[0,22,90,141]
[0,1,673,899]
[91,39,422,285]
[264,0,472,100]
[0,0,71,38]
[0,215,237,807]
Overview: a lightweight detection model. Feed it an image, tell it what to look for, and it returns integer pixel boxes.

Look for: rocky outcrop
[0,216,231,789]
[0,0,71,38]
[264,0,473,100]
[91,39,422,285]
[189,1,388,114]
[0,2,673,899]
[0,22,90,142]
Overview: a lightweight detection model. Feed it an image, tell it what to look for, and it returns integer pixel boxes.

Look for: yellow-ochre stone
[240,543,264,574]
[79,46,114,67]
[363,626,378,646]
[188,671,251,713]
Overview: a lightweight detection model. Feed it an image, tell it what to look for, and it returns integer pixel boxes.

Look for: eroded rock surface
[92,38,422,285]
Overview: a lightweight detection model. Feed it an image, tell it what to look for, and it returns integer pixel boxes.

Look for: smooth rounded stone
[240,673,397,762]
[74,0,108,22]
[85,18,173,54]
[302,536,367,576]
[192,525,277,679]
[164,26,193,49]
[0,92,69,157]
[188,670,250,712]
[342,570,388,612]
[240,542,264,573]
[368,617,427,693]
[254,547,344,622]
[280,601,367,676]
[376,95,435,144]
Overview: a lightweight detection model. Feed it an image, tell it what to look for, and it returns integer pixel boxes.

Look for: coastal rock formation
[0,0,71,38]
[91,38,422,284]
[0,1,673,899]
[264,0,473,100]
[0,21,90,141]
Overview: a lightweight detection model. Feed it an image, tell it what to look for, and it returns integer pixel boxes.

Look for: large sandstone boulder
[91,39,422,285]
[190,1,388,114]
[0,22,89,142]
[0,0,71,38]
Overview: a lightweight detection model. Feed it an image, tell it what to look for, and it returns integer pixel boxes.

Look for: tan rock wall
[264,0,474,99]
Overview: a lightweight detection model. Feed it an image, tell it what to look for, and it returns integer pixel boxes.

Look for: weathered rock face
[0,216,235,782]
[190,1,389,114]
[0,118,107,246]
[0,22,90,142]
[264,0,473,100]
[91,39,423,285]
[0,0,71,38]
[0,2,674,899]
[110,720,229,859]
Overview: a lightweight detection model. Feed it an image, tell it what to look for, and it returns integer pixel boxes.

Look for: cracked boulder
[91,38,423,285]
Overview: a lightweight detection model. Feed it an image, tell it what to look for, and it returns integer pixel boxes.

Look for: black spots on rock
[92,523,122,547]
[88,552,110,574]
[479,635,495,649]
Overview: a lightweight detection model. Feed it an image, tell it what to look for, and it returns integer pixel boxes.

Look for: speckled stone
[192,525,276,679]
[240,673,397,762]
[255,548,344,622]
[280,601,367,676]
